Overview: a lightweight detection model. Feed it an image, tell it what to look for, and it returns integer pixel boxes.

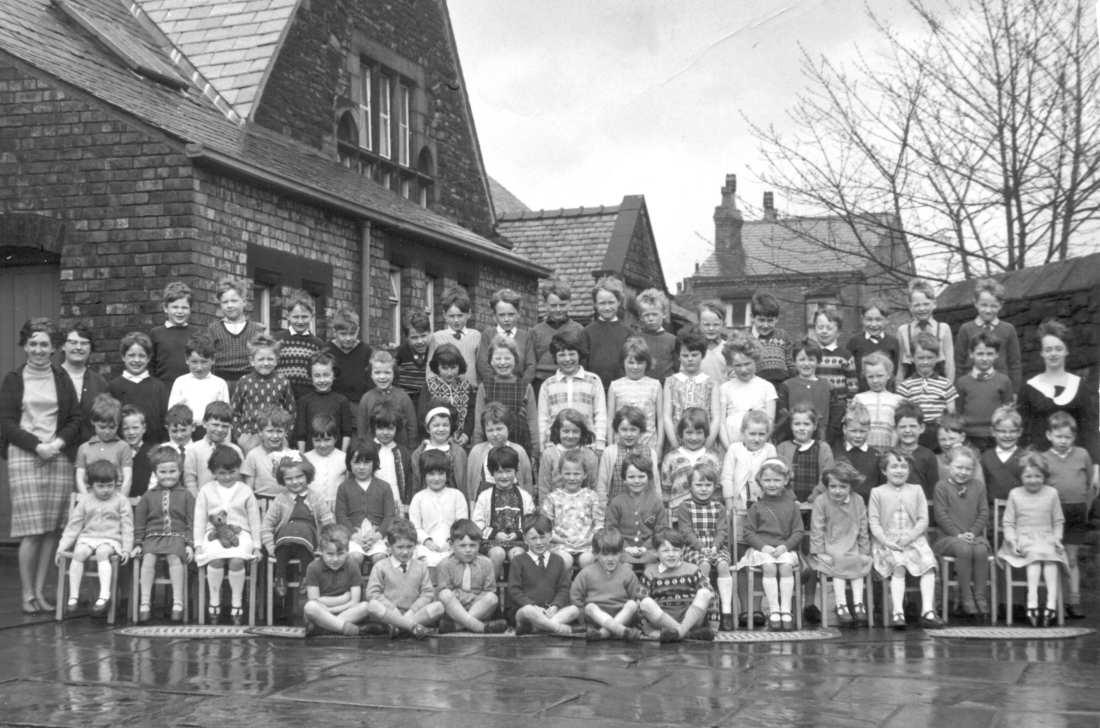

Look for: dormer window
[340,45,433,207]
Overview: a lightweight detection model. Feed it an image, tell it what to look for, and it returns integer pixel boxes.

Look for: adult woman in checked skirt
[0,319,83,614]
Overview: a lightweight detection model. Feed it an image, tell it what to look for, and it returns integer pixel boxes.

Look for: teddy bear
[208,510,242,548]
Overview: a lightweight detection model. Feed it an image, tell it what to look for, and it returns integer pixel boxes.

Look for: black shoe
[621,627,643,642]
[303,619,320,638]
[585,628,606,641]
[1042,608,1057,627]
[1065,604,1085,620]
[686,625,715,641]
[483,619,509,634]
[358,622,389,636]
[802,604,821,625]
[1027,608,1041,627]
[659,628,682,643]
[920,611,944,629]
[513,621,533,636]
[719,614,735,632]
[569,624,588,635]
[437,616,458,634]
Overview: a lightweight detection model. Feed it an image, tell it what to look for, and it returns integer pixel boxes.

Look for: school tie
[503,329,515,338]
[537,554,546,569]
[452,330,462,340]
[400,562,407,574]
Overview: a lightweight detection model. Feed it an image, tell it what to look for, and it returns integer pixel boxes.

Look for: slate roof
[139,0,298,119]
[497,205,619,319]
[695,214,903,280]
[936,251,1100,310]
[0,0,546,275]
[488,176,530,217]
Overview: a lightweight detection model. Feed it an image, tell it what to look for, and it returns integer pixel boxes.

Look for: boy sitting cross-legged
[435,519,509,634]
[569,526,644,641]
[638,527,715,642]
[302,523,373,637]
[508,513,584,636]
[363,518,445,638]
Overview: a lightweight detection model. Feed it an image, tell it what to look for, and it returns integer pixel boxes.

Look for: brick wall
[253,0,495,236]
[0,58,201,372]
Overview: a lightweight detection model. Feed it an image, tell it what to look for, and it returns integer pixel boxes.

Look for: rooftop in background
[488,176,530,217]
[936,251,1100,310]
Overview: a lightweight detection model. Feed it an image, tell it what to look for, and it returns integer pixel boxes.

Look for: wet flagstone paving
[1,608,1099,728]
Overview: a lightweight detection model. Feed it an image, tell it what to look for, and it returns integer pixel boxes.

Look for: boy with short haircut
[149,281,193,384]
[231,333,296,453]
[894,402,939,500]
[240,406,297,499]
[897,278,955,382]
[537,329,608,451]
[274,290,326,400]
[466,402,535,498]
[167,332,229,437]
[776,338,832,444]
[293,351,355,452]
[183,401,242,496]
[109,331,170,444]
[835,401,878,502]
[639,527,715,642]
[473,446,536,578]
[569,526,643,641]
[749,291,794,387]
[356,350,418,448]
[121,405,154,503]
[364,518,445,638]
[302,523,373,637]
[427,285,481,389]
[935,413,985,487]
[508,513,583,636]
[896,332,958,451]
[323,308,372,405]
[954,332,1014,452]
[636,288,678,384]
[810,306,857,448]
[532,280,585,397]
[163,404,195,455]
[845,299,901,393]
[394,311,431,408]
[76,394,133,497]
[475,288,537,386]
[1039,411,1096,618]
[980,405,1025,503]
[435,519,509,634]
[953,278,1022,392]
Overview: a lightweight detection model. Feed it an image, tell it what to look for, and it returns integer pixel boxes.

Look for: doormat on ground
[925,626,1094,640]
[118,624,841,642]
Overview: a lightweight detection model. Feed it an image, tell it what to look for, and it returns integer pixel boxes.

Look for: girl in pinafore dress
[869,448,942,629]
[261,456,334,601]
[736,458,804,631]
[472,335,538,458]
[996,451,1069,627]
[132,445,195,621]
[194,445,262,625]
[809,462,872,626]
[607,336,663,450]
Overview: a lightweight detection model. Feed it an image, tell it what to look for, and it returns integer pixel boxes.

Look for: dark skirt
[143,533,189,561]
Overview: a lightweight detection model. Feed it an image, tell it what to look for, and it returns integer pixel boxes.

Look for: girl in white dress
[194,444,261,625]
[607,336,663,449]
[996,451,1068,627]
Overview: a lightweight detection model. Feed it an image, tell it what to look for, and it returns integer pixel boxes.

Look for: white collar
[846,442,869,453]
[657,562,681,574]
[425,441,450,452]
[496,325,516,337]
[390,556,412,571]
[122,371,150,383]
[164,321,189,328]
[974,316,999,328]
[795,440,815,452]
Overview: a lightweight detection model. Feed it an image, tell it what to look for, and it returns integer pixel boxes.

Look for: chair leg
[248,560,257,628]
[130,558,140,623]
[266,559,274,626]
[819,574,829,629]
[1003,565,1013,626]
[940,557,950,626]
[197,566,206,625]
[55,556,67,622]
[864,572,874,628]
[794,569,803,630]
[987,558,997,625]
[745,569,755,632]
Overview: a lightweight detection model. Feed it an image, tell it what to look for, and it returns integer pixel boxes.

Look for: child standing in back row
[232,333,296,453]
[149,281,194,384]
[582,276,632,394]
[323,308,372,405]
[635,288,678,384]
[663,328,721,450]
[109,332,169,444]
[274,290,325,400]
[897,279,955,383]
[749,291,794,387]
[953,278,1022,392]
[607,337,663,449]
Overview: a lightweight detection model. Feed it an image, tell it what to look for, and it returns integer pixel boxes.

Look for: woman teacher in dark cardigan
[0,319,82,614]
[1017,318,1100,459]
[59,321,108,445]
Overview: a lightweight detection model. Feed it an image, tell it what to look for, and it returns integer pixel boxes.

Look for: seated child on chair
[542,448,600,571]
[605,450,665,565]
[932,446,991,618]
[262,456,334,599]
[334,438,395,568]
[302,523,372,636]
[408,449,469,568]
[435,518,509,634]
[363,518,444,638]
[735,458,803,631]
[132,445,194,621]
[674,461,733,630]
[473,445,536,578]
[57,460,133,614]
[808,462,872,627]
[997,451,1069,627]
[508,513,582,636]
[869,448,941,629]
[639,527,715,642]
[569,526,643,641]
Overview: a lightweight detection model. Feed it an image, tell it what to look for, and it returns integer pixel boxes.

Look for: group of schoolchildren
[56,272,1096,641]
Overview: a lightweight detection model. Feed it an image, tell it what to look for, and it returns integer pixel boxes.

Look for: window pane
[398,85,410,166]
[360,66,372,150]
[379,76,392,159]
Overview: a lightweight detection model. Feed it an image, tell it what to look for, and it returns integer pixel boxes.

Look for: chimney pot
[763,191,777,221]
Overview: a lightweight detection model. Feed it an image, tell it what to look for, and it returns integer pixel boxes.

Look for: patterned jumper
[273,330,325,399]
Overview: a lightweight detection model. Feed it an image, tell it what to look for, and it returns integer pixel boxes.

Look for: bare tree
[747,0,1100,284]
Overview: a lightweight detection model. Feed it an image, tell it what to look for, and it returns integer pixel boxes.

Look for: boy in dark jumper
[508,513,582,635]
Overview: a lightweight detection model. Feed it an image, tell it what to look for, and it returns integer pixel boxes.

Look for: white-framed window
[388,267,402,346]
[378,75,392,159]
[400,178,411,199]
[724,300,750,328]
[424,275,436,330]
[419,182,430,208]
[252,284,273,331]
[358,65,373,150]
[805,296,840,327]
[398,85,411,166]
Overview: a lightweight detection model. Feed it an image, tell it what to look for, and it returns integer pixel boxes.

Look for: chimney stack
[713,173,744,272]
[763,191,776,221]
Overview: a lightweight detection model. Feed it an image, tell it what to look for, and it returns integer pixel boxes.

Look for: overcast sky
[448,0,945,291]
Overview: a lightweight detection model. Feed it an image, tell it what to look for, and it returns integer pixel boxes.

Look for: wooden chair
[54,494,121,624]
[196,560,258,626]
[130,555,190,623]
[265,554,307,625]
[993,498,1063,626]
[817,571,875,628]
[732,511,803,631]
[940,553,997,624]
